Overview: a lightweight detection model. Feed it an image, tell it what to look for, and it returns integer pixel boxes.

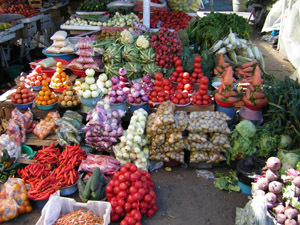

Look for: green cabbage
[235,120,256,139]
[277,149,300,175]
[256,129,278,158]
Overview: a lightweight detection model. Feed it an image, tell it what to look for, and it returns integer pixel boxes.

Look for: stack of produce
[252,157,300,225]
[6,109,35,146]
[68,37,100,71]
[78,0,110,11]
[0,2,39,17]
[107,73,129,105]
[103,31,159,79]
[44,31,75,54]
[0,134,21,160]
[213,54,230,77]
[56,111,85,146]
[146,102,186,163]
[77,168,106,202]
[209,28,265,70]
[191,76,211,106]
[214,66,239,106]
[186,111,231,164]
[18,144,86,201]
[0,178,32,223]
[149,73,171,103]
[57,80,81,107]
[150,28,182,69]
[96,73,112,95]
[114,109,150,170]
[50,62,70,90]
[170,90,191,105]
[235,61,258,79]
[241,66,267,109]
[77,69,102,99]
[102,12,140,27]
[24,66,51,88]
[35,80,57,106]
[84,104,125,150]
[106,163,158,223]
[33,112,60,140]
[11,82,35,105]
[150,10,191,30]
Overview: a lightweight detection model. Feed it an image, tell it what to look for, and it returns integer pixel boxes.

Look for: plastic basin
[36,102,57,110]
[128,102,150,114]
[21,145,36,159]
[42,47,77,61]
[14,101,34,110]
[80,95,102,106]
[60,182,78,196]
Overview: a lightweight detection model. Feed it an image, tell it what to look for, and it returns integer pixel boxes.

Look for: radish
[266,157,281,171]
[284,207,298,219]
[265,192,277,204]
[252,189,265,197]
[265,169,279,182]
[274,205,285,215]
[292,176,300,188]
[284,219,296,225]
[269,181,283,194]
[276,214,287,224]
[256,177,269,190]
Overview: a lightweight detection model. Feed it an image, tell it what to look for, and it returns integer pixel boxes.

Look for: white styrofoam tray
[60,24,101,31]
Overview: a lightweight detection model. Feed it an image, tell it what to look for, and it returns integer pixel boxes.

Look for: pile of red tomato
[149,73,173,103]
[106,163,158,225]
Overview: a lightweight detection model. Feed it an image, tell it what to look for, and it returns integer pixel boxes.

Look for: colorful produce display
[25,66,51,88]
[0,2,40,17]
[50,62,70,90]
[107,72,129,104]
[149,73,171,103]
[77,68,101,99]
[106,163,157,223]
[57,80,81,107]
[35,80,57,106]
[33,112,60,140]
[127,74,154,104]
[11,82,35,105]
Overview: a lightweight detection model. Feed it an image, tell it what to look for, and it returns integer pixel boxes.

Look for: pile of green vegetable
[226,120,290,164]
[264,77,300,148]
[186,13,251,53]
[78,0,110,11]
[213,170,240,192]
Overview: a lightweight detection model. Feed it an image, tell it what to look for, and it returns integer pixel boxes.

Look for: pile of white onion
[113,108,149,170]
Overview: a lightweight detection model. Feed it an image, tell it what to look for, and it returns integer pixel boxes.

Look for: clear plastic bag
[77,56,94,64]
[75,36,92,49]
[51,40,67,48]
[68,59,83,70]
[33,112,60,140]
[44,46,60,54]
[76,48,94,57]
[50,30,67,41]
[83,63,100,71]
[60,44,75,53]
[168,0,203,12]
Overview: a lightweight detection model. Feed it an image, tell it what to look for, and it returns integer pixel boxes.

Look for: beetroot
[252,189,265,197]
[284,207,298,219]
[292,176,300,188]
[265,169,279,182]
[284,219,296,225]
[276,214,287,224]
[256,177,269,190]
[266,157,281,171]
[265,192,277,204]
[269,181,283,194]
[274,204,285,214]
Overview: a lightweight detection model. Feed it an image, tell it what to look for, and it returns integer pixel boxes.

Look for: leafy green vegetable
[214,170,240,192]
[256,128,278,158]
[282,183,300,210]
[236,120,256,139]
[277,149,300,175]
[186,13,251,53]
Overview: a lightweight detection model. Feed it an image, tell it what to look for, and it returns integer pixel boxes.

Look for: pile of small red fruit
[191,76,212,106]
[11,82,35,105]
[25,65,51,88]
[149,73,173,103]
[106,163,158,225]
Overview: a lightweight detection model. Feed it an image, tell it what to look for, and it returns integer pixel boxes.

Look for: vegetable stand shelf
[25,133,57,147]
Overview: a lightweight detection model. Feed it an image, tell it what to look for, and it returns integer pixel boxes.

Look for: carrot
[235,68,241,72]
[255,98,268,107]
[223,62,230,68]
[214,68,220,76]
[241,61,257,69]
[216,66,223,73]
[215,92,226,102]
[223,66,234,86]
[218,85,224,94]
[253,91,266,99]
[249,84,255,92]
[245,89,251,100]
[223,90,238,97]
[227,97,239,104]
[252,66,262,86]
[242,96,254,106]
[218,54,224,65]
[242,67,253,72]
[238,70,252,77]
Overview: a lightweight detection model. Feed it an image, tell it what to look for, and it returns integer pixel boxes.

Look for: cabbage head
[277,149,300,175]
[235,120,256,139]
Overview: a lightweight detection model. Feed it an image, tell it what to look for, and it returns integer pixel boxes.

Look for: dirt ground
[1,27,296,225]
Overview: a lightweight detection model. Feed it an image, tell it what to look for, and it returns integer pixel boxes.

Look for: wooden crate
[28,0,43,8]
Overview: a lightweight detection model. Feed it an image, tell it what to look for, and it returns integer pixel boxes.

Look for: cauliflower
[136,35,149,49]
[120,29,134,45]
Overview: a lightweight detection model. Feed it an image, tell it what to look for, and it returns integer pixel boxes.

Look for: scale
[238,105,263,123]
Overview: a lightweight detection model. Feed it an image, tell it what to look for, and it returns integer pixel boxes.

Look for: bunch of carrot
[235,61,257,79]
[18,144,86,201]
[213,54,230,76]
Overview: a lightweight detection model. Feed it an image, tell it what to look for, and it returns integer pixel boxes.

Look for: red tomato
[194,68,202,74]
[201,76,209,84]
[177,83,184,89]
[150,96,158,102]
[184,83,192,91]
[175,66,184,73]
[176,77,182,83]
[196,100,202,105]
[194,56,202,63]
[182,72,190,79]
[175,92,183,99]
[165,95,170,100]
[170,75,177,81]
[190,78,196,83]
[202,100,209,105]
[182,78,190,84]
[35,65,42,73]
[195,94,202,100]
[154,80,163,87]
[178,72,183,78]
[194,63,202,69]
[175,60,182,67]
[202,94,210,100]
[200,84,208,91]
[198,89,207,95]
[172,98,179,104]
[158,97,165,102]
[150,91,157,97]
[198,72,205,77]
[182,92,188,99]
[169,88,175,95]
[179,99,186,105]
[196,79,202,83]
[173,56,180,62]
[154,86,163,92]
[172,71,179,77]
[164,85,170,91]
[154,72,163,80]
[157,91,165,97]
[191,72,198,78]
[162,78,170,86]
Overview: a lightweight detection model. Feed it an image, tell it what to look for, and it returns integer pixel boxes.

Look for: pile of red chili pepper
[150,10,191,31]
[18,143,86,201]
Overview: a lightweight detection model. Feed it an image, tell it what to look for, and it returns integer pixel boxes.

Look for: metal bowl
[60,182,78,196]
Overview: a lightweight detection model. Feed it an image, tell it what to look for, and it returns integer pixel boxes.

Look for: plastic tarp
[262,0,300,71]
